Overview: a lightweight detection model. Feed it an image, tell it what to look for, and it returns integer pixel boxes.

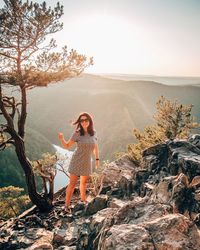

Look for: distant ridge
[90,73,200,86]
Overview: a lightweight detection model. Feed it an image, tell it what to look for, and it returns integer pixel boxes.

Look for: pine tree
[127,96,199,162]
[0,186,30,219]
[0,0,92,211]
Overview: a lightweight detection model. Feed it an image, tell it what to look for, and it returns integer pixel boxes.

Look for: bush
[127,96,200,162]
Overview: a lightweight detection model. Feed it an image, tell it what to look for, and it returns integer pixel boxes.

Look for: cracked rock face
[1,137,200,250]
[143,213,200,250]
[97,212,200,250]
[100,224,155,250]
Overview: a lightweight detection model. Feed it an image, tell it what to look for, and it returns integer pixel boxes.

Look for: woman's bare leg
[65,174,78,207]
[80,175,89,202]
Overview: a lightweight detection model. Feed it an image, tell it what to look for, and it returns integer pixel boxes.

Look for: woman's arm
[93,143,99,159]
[60,138,75,149]
[58,133,75,149]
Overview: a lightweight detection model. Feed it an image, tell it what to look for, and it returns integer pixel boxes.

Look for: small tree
[154,95,198,139]
[32,153,57,199]
[0,0,92,211]
[0,186,30,219]
[128,96,200,162]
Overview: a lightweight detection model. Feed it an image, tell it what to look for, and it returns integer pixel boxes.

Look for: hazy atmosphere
[1,1,200,247]
[30,0,200,76]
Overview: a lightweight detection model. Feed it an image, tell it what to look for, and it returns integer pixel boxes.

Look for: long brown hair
[71,112,96,136]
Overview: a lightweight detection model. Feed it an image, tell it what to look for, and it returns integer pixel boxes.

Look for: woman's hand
[58,132,64,141]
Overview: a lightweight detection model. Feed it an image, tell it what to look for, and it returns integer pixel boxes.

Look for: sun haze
[5,0,200,77]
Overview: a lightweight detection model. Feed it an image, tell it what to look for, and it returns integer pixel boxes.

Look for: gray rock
[144,213,200,250]
[2,136,200,250]
[85,195,108,216]
[56,246,76,250]
[102,154,137,188]
[108,198,128,209]
[189,134,200,149]
[53,229,66,244]
[99,224,154,250]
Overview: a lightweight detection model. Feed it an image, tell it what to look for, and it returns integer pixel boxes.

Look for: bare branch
[0,52,16,61]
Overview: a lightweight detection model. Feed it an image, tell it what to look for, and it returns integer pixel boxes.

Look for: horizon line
[85,72,200,78]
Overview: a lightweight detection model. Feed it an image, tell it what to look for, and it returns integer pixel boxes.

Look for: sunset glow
[1,0,199,76]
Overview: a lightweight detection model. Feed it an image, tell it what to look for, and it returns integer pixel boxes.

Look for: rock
[195,189,200,201]
[53,229,66,244]
[139,182,155,197]
[53,223,79,247]
[189,134,200,149]
[117,174,134,197]
[168,140,200,178]
[102,154,137,188]
[168,140,200,153]
[97,207,200,250]
[92,208,122,250]
[99,224,154,250]
[134,169,150,194]
[30,242,53,250]
[2,136,200,250]
[106,187,124,198]
[142,143,169,173]
[144,213,200,250]
[113,200,171,225]
[85,195,108,216]
[64,223,79,246]
[25,214,46,227]
[150,173,197,215]
[90,208,118,233]
[99,185,111,194]
[108,198,128,209]
[73,201,85,213]
[56,246,76,250]
[149,175,177,203]
[178,156,200,181]
[28,229,53,250]
[194,213,200,227]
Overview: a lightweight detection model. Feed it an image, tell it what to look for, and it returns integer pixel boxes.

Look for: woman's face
[80,115,90,129]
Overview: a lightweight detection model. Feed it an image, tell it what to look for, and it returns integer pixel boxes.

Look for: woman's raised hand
[58,132,64,140]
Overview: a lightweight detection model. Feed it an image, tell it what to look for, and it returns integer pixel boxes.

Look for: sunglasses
[80,118,89,123]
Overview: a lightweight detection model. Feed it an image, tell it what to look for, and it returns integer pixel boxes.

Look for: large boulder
[188,134,200,150]
[101,154,138,197]
[99,224,154,250]
[143,213,200,250]
[167,140,200,179]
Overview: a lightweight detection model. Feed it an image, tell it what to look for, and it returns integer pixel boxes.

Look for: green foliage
[0,0,92,210]
[0,186,31,219]
[32,152,57,181]
[0,127,55,191]
[127,96,200,162]
[32,152,57,195]
[0,0,92,88]
[154,96,198,139]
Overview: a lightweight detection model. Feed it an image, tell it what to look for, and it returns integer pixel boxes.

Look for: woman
[58,112,100,212]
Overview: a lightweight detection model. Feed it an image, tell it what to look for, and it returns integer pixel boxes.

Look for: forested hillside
[1,74,200,190]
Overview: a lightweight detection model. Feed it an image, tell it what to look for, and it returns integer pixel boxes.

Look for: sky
[1,0,200,76]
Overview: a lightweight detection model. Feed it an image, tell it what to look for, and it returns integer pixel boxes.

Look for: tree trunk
[14,135,53,212]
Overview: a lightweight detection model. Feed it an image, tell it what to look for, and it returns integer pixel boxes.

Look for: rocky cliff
[1,134,200,250]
